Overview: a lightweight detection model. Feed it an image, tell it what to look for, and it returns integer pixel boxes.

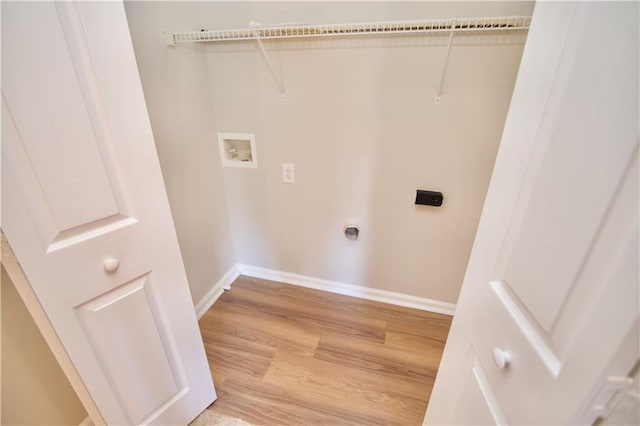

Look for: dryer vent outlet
[344,225,360,241]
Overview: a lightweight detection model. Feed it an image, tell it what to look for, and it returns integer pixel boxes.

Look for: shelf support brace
[435,24,455,104]
[162,31,176,47]
[250,22,286,97]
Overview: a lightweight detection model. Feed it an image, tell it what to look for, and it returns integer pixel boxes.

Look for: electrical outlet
[282,163,295,183]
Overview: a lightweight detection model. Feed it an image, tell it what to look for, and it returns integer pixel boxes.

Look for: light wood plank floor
[198,275,453,425]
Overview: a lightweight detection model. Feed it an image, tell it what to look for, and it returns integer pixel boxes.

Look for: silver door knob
[493,347,511,369]
[103,258,120,273]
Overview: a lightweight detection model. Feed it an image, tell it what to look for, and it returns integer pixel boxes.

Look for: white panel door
[425,2,638,424]
[1,2,216,424]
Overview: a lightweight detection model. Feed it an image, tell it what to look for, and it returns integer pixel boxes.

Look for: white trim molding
[195,263,456,318]
[194,265,240,318]
[78,416,94,426]
[2,234,107,425]
[236,264,456,316]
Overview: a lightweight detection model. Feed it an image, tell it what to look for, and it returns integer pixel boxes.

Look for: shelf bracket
[434,24,455,104]
[162,31,176,47]
[250,21,287,98]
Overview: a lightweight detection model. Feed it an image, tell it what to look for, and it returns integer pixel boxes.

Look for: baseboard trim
[236,264,456,316]
[195,265,240,318]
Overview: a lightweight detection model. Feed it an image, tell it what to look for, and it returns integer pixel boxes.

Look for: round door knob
[493,347,511,369]
[103,258,120,273]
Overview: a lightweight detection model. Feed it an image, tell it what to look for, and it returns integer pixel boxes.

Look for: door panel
[495,1,638,332]
[550,157,639,358]
[77,274,183,425]
[1,2,216,424]
[2,2,123,232]
[448,348,506,425]
[426,2,639,424]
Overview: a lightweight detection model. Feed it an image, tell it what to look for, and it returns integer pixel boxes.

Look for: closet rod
[163,15,531,46]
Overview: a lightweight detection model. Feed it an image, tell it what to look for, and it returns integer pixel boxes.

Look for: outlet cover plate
[282,163,295,183]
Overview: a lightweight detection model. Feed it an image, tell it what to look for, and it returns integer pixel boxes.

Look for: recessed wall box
[218,132,257,168]
[415,190,443,207]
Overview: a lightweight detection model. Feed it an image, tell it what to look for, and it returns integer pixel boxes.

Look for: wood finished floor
[198,275,453,425]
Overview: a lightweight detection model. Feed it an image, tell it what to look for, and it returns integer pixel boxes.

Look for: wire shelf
[166,16,531,45]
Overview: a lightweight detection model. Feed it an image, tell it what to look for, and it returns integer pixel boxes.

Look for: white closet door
[1,2,216,424]
[425,2,638,424]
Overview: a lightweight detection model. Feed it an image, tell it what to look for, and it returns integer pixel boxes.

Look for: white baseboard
[195,265,240,319]
[235,263,456,316]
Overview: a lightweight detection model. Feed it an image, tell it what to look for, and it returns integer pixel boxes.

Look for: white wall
[125,1,532,305]
[200,1,532,303]
[125,2,236,305]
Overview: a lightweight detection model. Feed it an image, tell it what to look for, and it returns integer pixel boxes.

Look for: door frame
[1,232,105,425]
